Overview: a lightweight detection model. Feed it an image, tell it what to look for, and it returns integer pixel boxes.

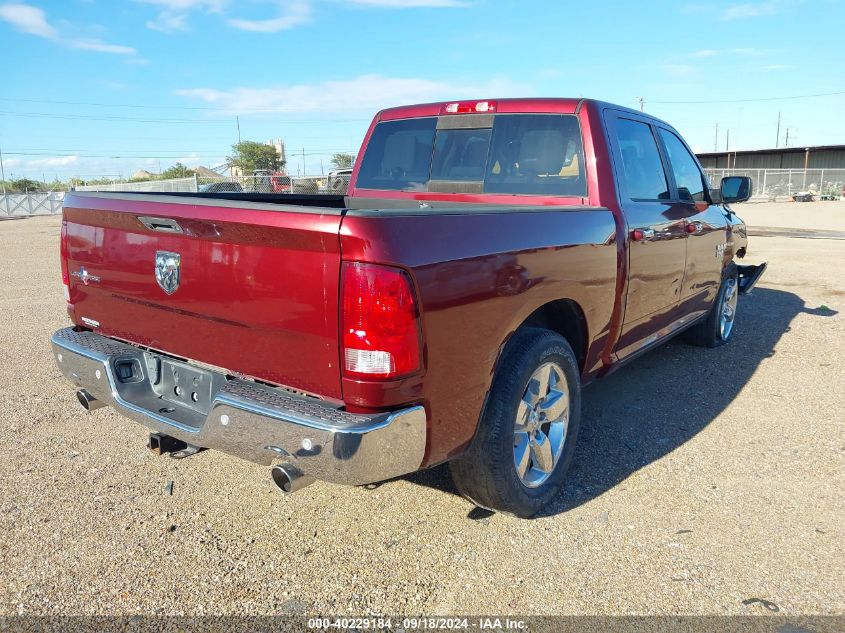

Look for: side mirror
[721,176,752,203]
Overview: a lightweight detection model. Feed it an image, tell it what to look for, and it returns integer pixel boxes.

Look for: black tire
[685,263,739,348]
[449,327,581,518]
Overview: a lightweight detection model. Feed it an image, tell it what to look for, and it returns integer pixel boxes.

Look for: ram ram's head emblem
[155,251,181,295]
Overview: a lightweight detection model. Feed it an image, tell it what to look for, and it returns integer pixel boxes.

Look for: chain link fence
[1,192,65,217]
[75,177,199,193]
[75,171,352,196]
[705,168,845,202]
[68,168,845,203]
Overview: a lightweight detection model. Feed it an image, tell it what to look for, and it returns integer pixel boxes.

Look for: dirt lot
[0,213,843,616]
[739,200,845,233]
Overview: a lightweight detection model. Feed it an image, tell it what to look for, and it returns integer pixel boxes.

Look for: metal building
[697,144,845,170]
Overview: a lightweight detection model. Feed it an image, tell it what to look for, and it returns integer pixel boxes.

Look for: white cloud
[35,155,81,167]
[71,38,137,54]
[137,0,225,8]
[663,63,696,77]
[730,47,767,56]
[137,0,466,33]
[146,11,188,32]
[227,0,311,32]
[0,2,137,54]
[689,47,769,58]
[176,73,524,113]
[720,2,778,20]
[3,155,80,172]
[347,0,467,6]
[0,3,55,36]
[136,0,225,32]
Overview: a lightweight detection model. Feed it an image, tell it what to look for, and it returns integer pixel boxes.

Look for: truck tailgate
[62,192,344,400]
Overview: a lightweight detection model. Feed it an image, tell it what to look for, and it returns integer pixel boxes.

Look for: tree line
[2,142,356,193]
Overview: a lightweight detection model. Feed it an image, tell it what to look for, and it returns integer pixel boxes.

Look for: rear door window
[355,117,437,191]
[614,119,670,201]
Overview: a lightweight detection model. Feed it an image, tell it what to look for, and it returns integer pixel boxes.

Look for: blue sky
[1,0,843,180]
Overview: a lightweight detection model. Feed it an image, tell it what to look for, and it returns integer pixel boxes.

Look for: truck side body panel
[340,208,618,465]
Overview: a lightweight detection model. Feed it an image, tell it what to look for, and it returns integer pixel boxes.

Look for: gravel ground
[737,200,845,232]
[0,214,843,617]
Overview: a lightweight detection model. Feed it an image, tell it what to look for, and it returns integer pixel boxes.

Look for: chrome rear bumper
[50,327,427,486]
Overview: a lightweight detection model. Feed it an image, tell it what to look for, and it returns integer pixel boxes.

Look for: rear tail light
[60,221,70,302]
[341,262,422,379]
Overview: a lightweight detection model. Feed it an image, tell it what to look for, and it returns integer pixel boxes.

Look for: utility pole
[0,141,6,195]
[236,116,241,144]
[636,96,644,112]
[785,128,791,147]
[302,147,306,176]
[0,141,8,216]
[714,122,719,152]
[775,112,781,148]
[726,128,730,152]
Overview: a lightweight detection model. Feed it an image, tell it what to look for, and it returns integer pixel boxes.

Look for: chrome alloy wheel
[513,362,569,488]
[719,277,739,341]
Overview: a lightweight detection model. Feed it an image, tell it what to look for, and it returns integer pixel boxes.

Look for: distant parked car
[199,181,243,193]
[327,168,353,192]
[251,170,292,193]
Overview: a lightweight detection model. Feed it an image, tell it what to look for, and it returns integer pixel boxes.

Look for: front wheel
[685,263,739,348]
[449,327,581,518]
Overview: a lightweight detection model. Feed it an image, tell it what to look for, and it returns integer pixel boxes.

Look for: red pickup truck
[52,98,765,517]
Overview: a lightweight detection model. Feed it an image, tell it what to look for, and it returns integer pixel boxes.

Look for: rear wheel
[686,263,739,348]
[449,327,581,518]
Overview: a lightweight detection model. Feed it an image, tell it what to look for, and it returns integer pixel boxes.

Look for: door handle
[686,221,703,234]
[631,228,655,241]
[137,216,183,233]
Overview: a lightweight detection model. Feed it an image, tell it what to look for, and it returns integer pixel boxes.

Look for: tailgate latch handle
[138,216,183,234]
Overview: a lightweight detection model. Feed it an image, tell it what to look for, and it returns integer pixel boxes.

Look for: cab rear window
[355,114,586,196]
[355,118,438,191]
[484,115,584,196]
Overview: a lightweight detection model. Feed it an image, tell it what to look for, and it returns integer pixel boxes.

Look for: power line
[0,110,370,125]
[10,146,358,152]
[0,97,225,111]
[0,96,372,119]
[5,152,223,158]
[8,147,233,153]
[652,90,845,105]
[5,149,358,159]
[0,110,234,125]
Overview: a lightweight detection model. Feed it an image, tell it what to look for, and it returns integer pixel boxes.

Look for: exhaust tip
[271,464,315,494]
[76,389,105,412]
